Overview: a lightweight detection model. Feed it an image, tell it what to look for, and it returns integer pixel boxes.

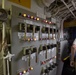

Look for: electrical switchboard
[10,5,58,75]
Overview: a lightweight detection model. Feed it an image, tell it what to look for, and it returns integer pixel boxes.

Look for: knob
[32,47,37,53]
[45,68,49,73]
[53,44,57,47]
[54,63,58,66]
[53,29,56,33]
[43,46,46,51]
[35,26,40,32]
[30,25,33,30]
[48,66,53,70]
[51,63,55,68]
[26,49,30,55]
[50,44,54,48]
[45,27,48,33]
[47,45,51,49]
[42,27,45,33]
[50,28,52,33]
[57,29,58,32]
[27,25,33,32]
[49,64,53,70]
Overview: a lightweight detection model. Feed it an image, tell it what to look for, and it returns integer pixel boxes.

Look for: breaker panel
[9,5,58,75]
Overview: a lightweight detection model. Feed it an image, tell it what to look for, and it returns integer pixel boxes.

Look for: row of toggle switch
[22,44,57,67]
[39,44,57,52]
[23,44,57,55]
[41,63,58,74]
[23,47,37,55]
[18,23,58,41]
[18,23,57,33]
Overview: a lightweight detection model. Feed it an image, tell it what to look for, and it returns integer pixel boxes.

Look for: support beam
[61,0,76,19]
[71,0,76,10]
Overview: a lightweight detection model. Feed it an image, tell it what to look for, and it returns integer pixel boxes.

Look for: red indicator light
[49,22,52,24]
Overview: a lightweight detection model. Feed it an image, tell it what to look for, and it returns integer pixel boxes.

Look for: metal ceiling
[45,0,76,21]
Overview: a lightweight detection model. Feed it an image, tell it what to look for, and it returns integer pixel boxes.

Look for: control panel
[11,5,58,75]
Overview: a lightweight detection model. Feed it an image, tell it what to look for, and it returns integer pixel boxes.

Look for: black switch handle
[43,46,46,51]
[32,47,37,53]
[26,49,30,55]
[47,45,51,49]
[35,26,40,32]
[45,69,49,73]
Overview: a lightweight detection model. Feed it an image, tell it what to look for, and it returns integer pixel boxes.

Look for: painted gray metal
[11,5,57,75]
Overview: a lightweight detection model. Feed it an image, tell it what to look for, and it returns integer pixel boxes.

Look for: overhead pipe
[71,0,76,10]
[52,7,69,17]
[42,0,55,7]
[58,7,74,18]
[61,0,76,19]
[47,2,73,16]
[58,6,74,18]
[55,7,71,18]
[37,0,55,7]
[52,9,59,17]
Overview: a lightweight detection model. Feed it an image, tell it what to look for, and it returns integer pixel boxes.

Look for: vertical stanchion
[2,0,6,75]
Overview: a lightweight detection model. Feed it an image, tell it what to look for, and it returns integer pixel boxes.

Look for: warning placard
[8,0,31,9]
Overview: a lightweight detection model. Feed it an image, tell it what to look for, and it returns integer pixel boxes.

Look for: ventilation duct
[37,0,55,7]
